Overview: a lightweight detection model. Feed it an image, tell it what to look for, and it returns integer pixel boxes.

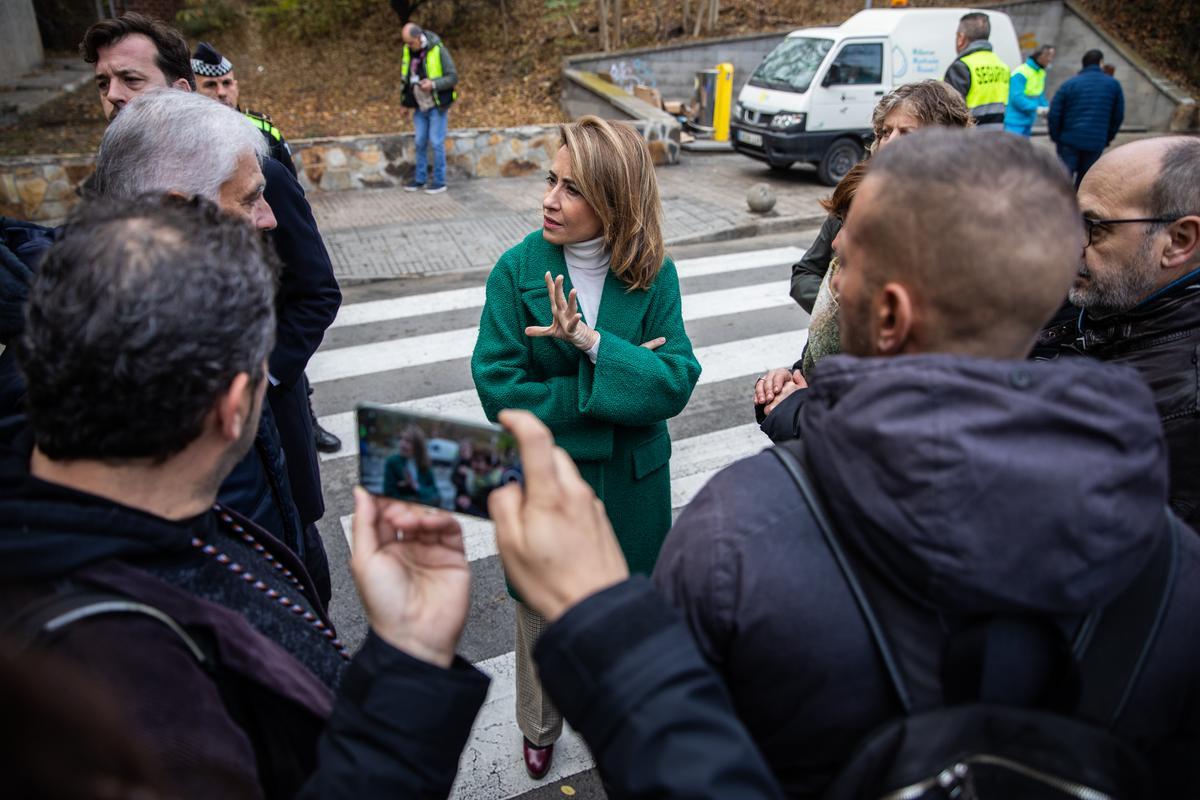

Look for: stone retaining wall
[0,124,563,224]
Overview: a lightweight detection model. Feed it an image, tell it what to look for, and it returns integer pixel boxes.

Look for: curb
[665,213,827,246]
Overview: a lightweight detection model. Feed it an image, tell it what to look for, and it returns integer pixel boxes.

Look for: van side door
[808,39,886,135]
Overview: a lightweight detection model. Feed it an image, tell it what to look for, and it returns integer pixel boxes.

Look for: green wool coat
[471,231,701,577]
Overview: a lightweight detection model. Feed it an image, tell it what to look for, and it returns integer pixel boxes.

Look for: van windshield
[749,37,835,93]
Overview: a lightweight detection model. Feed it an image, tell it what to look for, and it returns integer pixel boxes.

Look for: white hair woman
[471,115,701,779]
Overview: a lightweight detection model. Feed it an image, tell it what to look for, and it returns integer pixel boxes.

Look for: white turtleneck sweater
[564,236,609,363]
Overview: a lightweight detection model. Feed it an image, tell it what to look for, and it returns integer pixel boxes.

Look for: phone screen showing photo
[357,404,521,519]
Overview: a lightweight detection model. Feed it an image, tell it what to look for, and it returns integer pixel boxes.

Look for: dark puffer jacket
[1048,65,1124,152]
[1036,274,1200,528]
[656,354,1200,798]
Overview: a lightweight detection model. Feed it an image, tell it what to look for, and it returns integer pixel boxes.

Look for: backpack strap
[770,440,1177,725]
[1074,512,1179,727]
[2,585,210,669]
[770,440,914,714]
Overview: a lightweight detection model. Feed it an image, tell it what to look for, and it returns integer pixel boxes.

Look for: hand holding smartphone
[357,403,522,519]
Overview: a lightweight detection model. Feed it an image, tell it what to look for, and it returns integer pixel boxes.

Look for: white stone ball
[746,183,777,213]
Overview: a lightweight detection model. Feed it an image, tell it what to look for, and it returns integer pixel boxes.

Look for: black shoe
[313,422,341,453]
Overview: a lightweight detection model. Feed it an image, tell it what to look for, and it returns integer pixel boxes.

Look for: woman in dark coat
[762,81,975,429]
[471,116,701,779]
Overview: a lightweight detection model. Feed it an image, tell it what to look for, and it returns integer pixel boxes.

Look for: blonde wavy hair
[558,116,665,291]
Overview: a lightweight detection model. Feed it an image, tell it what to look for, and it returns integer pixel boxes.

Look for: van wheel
[817,139,864,186]
[768,160,794,172]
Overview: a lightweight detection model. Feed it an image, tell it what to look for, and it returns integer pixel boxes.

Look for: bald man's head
[401,23,424,49]
[832,129,1081,360]
[1073,136,1200,316]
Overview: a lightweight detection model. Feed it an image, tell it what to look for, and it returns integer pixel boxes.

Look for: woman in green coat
[471,116,701,779]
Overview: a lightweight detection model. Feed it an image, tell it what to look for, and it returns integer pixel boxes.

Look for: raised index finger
[497,409,559,505]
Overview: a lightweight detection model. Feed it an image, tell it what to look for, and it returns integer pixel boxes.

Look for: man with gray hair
[944,11,1010,129]
[77,13,344,605]
[1038,135,1200,528]
[93,89,274,231]
[400,21,458,193]
[91,88,331,599]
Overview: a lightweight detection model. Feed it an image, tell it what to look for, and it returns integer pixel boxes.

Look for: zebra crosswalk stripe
[308,280,794,384]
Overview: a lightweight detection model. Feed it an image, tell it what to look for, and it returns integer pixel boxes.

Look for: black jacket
[790,215,838,313]
[262,157,341,530]
[537,578,784,799]
[656,354,1200,798]
[1036,274,1200,528]
[0,425,488,799]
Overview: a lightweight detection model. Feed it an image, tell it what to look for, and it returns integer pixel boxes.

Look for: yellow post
[713,62,734,142]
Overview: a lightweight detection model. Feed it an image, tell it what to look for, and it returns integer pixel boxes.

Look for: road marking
[330,286,485,329]
[308,281,795,384]
[318,328,808,463]
[325,247,806,331]
[672,245,805,279]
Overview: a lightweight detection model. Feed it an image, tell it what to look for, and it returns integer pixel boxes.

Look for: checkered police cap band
[191,56,232,77]
[191,42,233,77]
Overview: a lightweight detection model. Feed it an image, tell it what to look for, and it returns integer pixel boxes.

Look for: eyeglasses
[1082,216,1183,247]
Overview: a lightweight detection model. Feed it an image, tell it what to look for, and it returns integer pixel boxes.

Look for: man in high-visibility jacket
[400,23,459,194]
[1005,44,1055,137]
[944,12,1010,130]
[191,42,298,178]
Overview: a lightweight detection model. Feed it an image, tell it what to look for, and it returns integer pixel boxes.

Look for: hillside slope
[0,0,1192,157]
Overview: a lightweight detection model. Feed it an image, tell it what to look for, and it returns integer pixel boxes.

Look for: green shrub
[176,0,244,36]
[251,0,379,39]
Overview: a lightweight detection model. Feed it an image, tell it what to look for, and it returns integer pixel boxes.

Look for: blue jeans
[413,106,448,186]
[1056,143,1102,188]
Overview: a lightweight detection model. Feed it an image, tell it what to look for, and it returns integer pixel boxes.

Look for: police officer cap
[191,42,233,78]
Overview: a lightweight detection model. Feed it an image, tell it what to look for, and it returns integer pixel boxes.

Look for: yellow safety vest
[244,111,282,142]
[1013,61,1045,97]
[401,43,458,106]
[961,48,1010,127]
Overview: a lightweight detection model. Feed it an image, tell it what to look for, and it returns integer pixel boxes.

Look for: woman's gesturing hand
[525,271,600,352]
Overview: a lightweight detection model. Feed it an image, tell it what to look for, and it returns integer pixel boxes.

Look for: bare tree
[598,0,610,50]
[689,0,718,36]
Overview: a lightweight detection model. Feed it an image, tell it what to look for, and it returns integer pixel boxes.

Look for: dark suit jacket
[261,158,342,527]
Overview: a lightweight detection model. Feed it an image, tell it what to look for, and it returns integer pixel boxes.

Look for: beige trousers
[514,602,563,747]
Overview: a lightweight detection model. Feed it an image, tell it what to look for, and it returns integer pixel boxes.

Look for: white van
[730,8,1021,185]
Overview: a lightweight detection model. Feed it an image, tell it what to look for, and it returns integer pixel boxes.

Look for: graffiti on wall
[609,58,657,93]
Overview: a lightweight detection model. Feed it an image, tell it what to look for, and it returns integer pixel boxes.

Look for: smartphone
[357,403,522,519]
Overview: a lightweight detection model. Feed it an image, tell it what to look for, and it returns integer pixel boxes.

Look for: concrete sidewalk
[308,151,832,283]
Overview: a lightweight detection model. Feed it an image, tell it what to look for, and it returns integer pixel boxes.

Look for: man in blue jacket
[1004,44,1054,136]
[1048,48,1124,186]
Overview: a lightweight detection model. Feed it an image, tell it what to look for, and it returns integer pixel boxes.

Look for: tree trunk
[681,0,689,34]
[613,0,623,50]
[692,0,704,37]
[598,0,610,51]
[709,0,719,29]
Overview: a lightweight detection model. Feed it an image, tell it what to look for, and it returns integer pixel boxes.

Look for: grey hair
[1031,44,1055,60]
[92,89,267,202]
[1150,137,1200,219]
[958,12,990,43]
